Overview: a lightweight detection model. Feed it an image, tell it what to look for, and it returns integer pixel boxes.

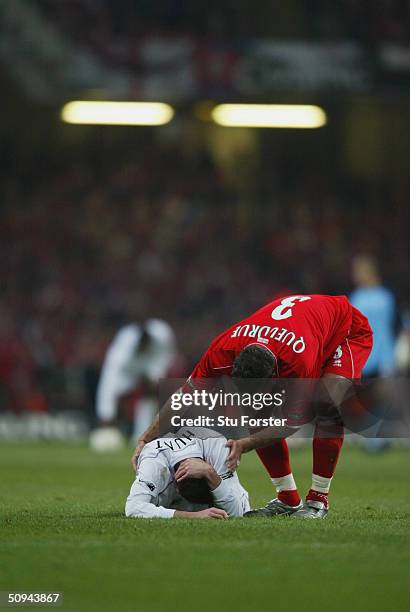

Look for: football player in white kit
[125,428,250,518]
[90,319,176,451]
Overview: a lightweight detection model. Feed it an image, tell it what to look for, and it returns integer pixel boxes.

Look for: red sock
[256,440,291,477]
[256,441,301,506]
[310,426,344,508]
[313,425,344,478]
[278,489,301,506]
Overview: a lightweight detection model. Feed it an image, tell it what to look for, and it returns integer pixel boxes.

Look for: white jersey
[125,428,250,519]
[96,319,176,422]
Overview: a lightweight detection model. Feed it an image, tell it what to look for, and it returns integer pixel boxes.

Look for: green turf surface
[1,443,409,612]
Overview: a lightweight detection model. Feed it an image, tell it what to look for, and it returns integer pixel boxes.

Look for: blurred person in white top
[90,319,176,451]
[125,428,250,519]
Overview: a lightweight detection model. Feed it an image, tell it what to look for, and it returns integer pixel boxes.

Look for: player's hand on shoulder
[194,508,228,519]
[226,439,243,471]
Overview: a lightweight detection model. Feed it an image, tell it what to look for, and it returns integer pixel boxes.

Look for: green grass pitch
[1,442,409,612]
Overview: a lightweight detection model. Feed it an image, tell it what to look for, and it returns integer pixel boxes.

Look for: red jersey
[189,295,363,380]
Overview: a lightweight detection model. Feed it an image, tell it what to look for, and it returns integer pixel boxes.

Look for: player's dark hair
[232,345,276,379]
[175,473,213,506]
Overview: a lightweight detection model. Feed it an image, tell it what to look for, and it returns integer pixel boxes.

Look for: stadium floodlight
[61,101,174,126]
[211,104,327,128]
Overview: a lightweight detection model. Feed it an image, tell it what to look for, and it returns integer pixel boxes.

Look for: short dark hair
[232,345,276,379]
[177,476,213,506]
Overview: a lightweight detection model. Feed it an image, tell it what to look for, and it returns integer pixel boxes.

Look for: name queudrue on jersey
[231,324,306,353]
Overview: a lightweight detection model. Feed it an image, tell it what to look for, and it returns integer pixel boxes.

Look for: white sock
[271,473,297,492]
[311,473,332,494]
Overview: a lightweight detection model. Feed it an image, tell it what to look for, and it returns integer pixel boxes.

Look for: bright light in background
[61,101,174,126]
[211,104,327,128]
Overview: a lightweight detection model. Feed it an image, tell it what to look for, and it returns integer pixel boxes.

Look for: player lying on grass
[132,294,373,519]
[125,427,250,519]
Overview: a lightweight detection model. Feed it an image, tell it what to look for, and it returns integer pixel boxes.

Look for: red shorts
[322,307,373,380]
[283,308,373,427]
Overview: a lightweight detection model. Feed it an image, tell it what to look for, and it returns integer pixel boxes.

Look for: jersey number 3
[271,295,311,320]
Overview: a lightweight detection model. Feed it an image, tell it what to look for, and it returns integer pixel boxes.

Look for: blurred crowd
[0,137,408,415]
[37,0,409,66]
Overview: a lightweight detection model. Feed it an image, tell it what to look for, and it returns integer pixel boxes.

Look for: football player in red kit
[132,294,373,519]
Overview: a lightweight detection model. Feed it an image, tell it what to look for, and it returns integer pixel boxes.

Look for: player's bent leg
[245,441,302,517]
[256,442,301,504]
[293,374,349,519]
[292,435,343,519]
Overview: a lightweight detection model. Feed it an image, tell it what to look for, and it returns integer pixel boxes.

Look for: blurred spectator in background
[90,318,176,451]
[0,145,408,423]
[350,254,398,451]
[350,254,397,377]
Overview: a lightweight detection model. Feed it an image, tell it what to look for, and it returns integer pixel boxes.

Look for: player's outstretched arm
[131,386,199,469]
[131,393,176,469]
[174,508,228,519]
[125,500,227,519]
